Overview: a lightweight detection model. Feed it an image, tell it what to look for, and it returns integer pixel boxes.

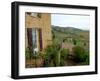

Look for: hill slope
[52,25,89,50]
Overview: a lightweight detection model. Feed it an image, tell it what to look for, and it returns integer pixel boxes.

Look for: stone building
[25,12,52,52]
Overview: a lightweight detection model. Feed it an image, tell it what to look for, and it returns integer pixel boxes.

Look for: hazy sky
[51,14,90,30]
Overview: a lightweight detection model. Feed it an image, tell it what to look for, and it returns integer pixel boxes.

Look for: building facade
[25,12,52,52]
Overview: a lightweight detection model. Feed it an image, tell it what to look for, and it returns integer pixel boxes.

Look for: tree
[73,39,77,45]
[43,44,59,67]
[73,46,89,62]
[43,43,69,67]
[52,30,55,39]
[60,49,69,66]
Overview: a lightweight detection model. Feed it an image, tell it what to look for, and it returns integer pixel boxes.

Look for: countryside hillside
[52,25,89,50]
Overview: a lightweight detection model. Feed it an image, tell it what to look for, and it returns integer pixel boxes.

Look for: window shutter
[38,29,43,51]
[27,28,33,52]
[37,13,41,18]
[26,12,31,15]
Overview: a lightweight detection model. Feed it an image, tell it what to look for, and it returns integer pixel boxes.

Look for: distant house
[61,36,75,55]
[25,12,52,52]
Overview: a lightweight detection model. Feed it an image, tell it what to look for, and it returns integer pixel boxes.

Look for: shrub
[81,51,89,65]
[43,43,69,67]
[60,49,69,60]
[25,47,43,60]
[73,46,89,62]
[25,47,33,60]
[43,43,62,67]
[73,39,77,45]
[43,44,58,67]
[60,49,69,66]
[52,30,55,39]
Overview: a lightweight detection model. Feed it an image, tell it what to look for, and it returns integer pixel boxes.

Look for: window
[26,12,41,18]
[32,29,37,48]
[31,13,37,17]
[26,12,31,15]
[26,28,42,53]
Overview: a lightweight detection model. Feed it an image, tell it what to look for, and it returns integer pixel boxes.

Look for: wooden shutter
[38,29,43,51]
[27,28,33,52]
[26,12,31,15]
[37,13,41,18]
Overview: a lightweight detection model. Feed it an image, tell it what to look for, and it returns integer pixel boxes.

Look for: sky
[51,14,90,30]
